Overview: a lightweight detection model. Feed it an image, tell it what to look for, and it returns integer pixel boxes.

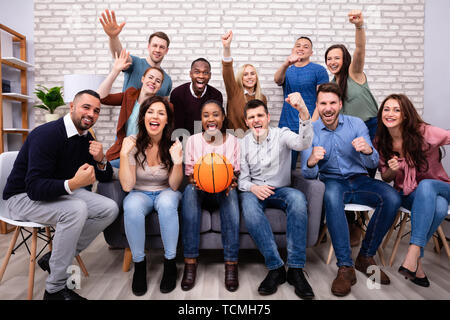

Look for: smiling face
[144,101,168,138]
[201,102,224,134]
[381,98,404,129]
[316,91,342,130]
[70,93,101,133]
[292,38,313,61]
[245,105,270,140]
[147,36,169,65]
[326,47,344,75]
[242,65,257,91]
[190,60,211,96]
[141,68,163,95]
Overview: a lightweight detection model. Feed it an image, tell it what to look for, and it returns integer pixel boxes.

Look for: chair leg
[389,212,409,267]
[27,228,38,300]
[0,226,21,282]
[75,255,89,277]
[316,225,328,247]
[123,248,132,272]
[383,211,401,250]
[436,226,450,261]
[326,243,334,265]
[433,236,441,254]
[45,227,52,251]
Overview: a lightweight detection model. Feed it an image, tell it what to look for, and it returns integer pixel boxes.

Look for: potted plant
[34,85,66,122]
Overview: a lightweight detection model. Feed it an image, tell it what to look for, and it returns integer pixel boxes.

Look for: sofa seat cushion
[210,208,287,233]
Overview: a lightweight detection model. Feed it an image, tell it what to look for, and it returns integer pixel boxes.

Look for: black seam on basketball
[196,157,205,191]
[221,155,231,190]
[211,153,216,193]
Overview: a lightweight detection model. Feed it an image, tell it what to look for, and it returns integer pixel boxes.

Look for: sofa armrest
[97,180,128,208]
[291,171,325,247]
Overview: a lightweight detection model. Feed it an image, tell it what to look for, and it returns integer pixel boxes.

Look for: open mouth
[206,123,218,131]
[149,121,160,130]
[384,117,397,124]
[81,117,93,126]
[328,64,339,72]
[195,80,206,90]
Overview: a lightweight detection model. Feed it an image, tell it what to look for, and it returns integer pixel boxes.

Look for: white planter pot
[44,113,61,123]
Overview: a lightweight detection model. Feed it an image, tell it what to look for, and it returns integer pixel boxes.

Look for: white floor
[0,226,449,301]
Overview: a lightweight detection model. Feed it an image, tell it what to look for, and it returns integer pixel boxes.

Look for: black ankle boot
[132,257,147,296]
[160,258,177,293]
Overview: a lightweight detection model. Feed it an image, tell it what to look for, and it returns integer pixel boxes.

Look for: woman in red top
[375,94,450,287]
[97,49,165,165]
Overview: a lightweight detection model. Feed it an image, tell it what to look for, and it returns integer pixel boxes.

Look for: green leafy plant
[33,85,65,114]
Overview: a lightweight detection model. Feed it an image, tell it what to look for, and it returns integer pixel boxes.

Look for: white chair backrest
[0,151,19,216]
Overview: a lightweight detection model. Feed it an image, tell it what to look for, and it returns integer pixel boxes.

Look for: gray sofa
[98,171,325,253]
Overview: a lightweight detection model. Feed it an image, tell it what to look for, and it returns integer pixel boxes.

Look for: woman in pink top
[375,94,450,287]
[181,99,241,293]
[119,96,183,296]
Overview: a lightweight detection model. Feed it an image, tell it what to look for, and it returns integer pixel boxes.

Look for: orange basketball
[193,153,234,193]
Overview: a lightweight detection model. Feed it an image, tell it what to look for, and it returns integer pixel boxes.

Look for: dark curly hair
[135,95,174,172]
[374,94,432,172]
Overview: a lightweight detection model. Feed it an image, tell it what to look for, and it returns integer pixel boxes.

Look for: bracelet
[356,24,365,30]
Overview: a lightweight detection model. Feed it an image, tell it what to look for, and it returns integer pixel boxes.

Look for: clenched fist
[307,146,326,168]
[169,139,183,165]
[351,137,372,155]
[348,10,364,28]
[89,140,104,163]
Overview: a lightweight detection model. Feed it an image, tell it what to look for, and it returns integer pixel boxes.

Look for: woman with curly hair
[375,93,450,287]
[119,95,183,296]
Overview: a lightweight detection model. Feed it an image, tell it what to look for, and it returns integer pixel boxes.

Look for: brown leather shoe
[181,263,197,291]
[349,223,362,247]
[331,266,357,297]
[224,263,239,292]
[355,254,390,285]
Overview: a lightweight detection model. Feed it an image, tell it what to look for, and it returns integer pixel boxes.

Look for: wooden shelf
[2,93,34,101]
[1,57,34,69]
[0,23,31,153]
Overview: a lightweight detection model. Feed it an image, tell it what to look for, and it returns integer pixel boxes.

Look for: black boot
[160,258,177,293]
[132,257,147,296]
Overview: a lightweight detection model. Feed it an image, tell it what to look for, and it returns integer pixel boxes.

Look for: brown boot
[349,223,362,247]
[331,266,357,297]
[355,254,390,285]
[224,263,239,292]
[181,262,197,291]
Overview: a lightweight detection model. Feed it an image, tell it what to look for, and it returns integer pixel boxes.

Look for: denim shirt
[301,115,378,180]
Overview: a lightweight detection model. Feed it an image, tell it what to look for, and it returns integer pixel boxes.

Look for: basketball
[193,153,234,193]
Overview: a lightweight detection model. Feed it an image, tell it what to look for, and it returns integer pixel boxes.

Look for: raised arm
[118,137,137,192]
[348,10,367,84]
[274,51,301,86]
[221,30,232,59]
[97,49,131,99]
[99,9,132,65]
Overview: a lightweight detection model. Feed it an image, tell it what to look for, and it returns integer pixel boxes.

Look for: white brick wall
[34,0,425,150]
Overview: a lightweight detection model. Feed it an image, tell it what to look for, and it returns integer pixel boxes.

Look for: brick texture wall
[34,0,425,150]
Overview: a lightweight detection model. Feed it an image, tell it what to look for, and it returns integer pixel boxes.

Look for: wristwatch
[98,155,107,166]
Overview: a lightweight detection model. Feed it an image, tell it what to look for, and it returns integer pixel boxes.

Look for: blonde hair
[236,64,264,101]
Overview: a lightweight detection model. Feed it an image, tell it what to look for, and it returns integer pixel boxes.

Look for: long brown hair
[375,94,430,172]
[325,44,352,101]
[135,96,174,171]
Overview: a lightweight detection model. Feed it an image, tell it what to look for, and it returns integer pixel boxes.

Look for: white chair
[317,203,386,266]
[384,206,450,266]
[0,151,88,300]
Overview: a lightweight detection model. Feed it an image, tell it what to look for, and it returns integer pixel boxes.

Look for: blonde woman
[221,30,267,135]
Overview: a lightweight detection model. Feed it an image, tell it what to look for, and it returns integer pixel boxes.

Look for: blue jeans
[109,158,120,168]
[401,179,450,258]
[123,188,181,262]
[240,187,308,269]
[181,184,240,261]
[322,175,401,267]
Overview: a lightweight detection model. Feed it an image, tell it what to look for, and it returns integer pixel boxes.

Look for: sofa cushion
[210,208,287,234]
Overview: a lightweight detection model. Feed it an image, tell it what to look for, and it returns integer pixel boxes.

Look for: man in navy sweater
[3,90,119,300]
